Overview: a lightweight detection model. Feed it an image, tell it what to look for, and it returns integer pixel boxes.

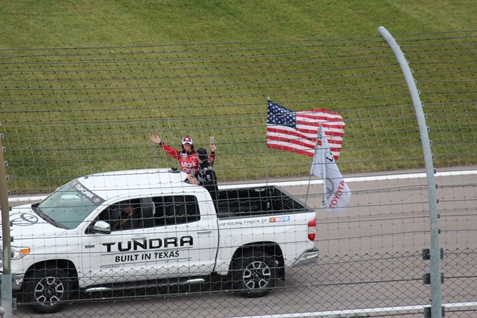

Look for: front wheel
[24,267,71,314]
[232,250,277,297]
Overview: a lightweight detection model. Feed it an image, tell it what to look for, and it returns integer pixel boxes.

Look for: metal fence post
[0,137,13,318]
[378,26,442,318]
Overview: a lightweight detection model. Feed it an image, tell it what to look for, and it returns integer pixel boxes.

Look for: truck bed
[216,186,313,219]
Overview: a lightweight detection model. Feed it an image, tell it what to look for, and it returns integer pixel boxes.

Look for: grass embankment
[0,1,476,193]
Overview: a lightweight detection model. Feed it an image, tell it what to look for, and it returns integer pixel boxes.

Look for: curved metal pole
[378,26,442,318]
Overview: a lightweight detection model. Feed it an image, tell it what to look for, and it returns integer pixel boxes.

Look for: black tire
[232,250,276,297]
[24,267,71,314]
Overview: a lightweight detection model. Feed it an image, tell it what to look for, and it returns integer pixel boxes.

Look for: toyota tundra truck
[3,168,318,313]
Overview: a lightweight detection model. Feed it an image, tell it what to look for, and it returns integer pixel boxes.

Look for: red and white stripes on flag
[266,100,345,160]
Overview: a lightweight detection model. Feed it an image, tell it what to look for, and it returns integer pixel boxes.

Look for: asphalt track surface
[11,166,477,317]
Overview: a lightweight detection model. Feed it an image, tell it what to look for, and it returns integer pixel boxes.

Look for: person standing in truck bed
[188,148,219,203]
[150,135,216,175]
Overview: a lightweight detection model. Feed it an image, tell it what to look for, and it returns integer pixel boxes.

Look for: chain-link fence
[1,30,476,317]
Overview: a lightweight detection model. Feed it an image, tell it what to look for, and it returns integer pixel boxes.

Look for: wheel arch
[23,259,79,290]
[230,242,285,280]
[21,259,79,313]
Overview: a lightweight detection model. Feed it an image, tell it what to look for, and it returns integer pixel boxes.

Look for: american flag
[266,100,345,160]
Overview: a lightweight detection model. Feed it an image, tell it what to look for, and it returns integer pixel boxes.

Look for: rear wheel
[232,250,276,297]
[24,267,71,314]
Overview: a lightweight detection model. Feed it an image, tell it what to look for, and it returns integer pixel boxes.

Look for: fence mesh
[1,30,476,317]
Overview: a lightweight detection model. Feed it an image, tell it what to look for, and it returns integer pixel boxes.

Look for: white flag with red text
[310,125,351,215]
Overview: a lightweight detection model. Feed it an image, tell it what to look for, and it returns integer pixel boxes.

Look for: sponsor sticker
[269,216,291,223]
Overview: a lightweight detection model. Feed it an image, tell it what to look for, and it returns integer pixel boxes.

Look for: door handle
[197,230,213,234]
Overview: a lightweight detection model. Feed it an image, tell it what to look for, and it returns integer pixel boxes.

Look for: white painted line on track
[230,302,477,318]
[220,169,477,189]
[8,169,477,203]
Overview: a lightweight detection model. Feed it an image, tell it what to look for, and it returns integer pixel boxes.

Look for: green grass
[1,0,476,47]
[0,1,476,193]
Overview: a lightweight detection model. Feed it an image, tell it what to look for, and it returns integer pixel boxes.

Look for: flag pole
[265,97,271,184]
[321,125,327,208]
[305,125,322,207]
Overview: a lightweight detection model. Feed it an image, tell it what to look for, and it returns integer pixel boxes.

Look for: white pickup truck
[3,168,318,313]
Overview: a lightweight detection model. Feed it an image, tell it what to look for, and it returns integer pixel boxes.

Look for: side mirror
[91,220,111,234]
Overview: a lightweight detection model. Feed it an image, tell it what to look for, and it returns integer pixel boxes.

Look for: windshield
[37,179,105,229]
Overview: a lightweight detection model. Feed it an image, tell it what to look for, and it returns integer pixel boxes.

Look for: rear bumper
[292,247,319,267]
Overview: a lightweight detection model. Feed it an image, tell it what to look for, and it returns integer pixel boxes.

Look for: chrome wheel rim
[34,275,65,306]
[242,260,271,289]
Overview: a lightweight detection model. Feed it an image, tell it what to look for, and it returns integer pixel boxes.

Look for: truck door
[141,194,218,278]
[81,194,218,286]
[80,199,150,286]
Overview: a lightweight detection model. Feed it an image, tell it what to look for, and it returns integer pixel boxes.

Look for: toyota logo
[11,212,39,226]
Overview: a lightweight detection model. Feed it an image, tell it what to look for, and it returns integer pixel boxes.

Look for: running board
[84,278,206,293]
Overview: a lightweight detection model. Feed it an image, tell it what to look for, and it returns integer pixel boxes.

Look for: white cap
[182,135,193,145]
